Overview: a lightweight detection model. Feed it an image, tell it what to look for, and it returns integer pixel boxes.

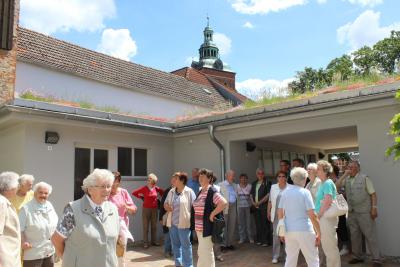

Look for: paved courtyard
[119,243,399,267]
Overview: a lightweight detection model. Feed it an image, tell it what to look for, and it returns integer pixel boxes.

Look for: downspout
[208,124,226,181]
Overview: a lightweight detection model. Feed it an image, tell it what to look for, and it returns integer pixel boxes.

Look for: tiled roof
[16,27,231,108]
[171,67,248,104]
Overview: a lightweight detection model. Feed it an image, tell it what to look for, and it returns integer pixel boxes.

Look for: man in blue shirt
[187,168,200,195]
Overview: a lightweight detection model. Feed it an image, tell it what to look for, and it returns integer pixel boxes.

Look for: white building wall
[15,62,210,119]
[20,119,174,242]
[0,124,25,173]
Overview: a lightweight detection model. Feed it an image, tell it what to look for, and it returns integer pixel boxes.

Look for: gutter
[208,124,226,181]
[174,89,397,133]
[4,104,174,133]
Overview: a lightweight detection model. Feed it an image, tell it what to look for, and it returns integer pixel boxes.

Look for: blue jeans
[164,232,172,253]
[169,225,193,267]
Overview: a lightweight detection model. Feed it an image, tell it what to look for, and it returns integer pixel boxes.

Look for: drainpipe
[208,124,226,181]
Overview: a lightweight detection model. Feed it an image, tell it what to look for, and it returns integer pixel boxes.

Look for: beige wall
[0,124,25,173]
[18,119,174,242]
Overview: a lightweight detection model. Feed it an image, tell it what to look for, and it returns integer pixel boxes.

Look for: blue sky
[20,0,400,97]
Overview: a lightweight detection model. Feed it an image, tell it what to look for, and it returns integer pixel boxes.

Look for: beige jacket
[165,186,195,229]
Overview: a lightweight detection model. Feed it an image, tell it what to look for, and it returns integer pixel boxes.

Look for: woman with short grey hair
[0,171,22,267]
[10,174,35,214]
[278,167,321,267]
[19,181,58,267]
[51,169,120,267]
[306,163,321,203]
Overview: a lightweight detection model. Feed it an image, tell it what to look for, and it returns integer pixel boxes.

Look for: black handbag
[211,214,225,243]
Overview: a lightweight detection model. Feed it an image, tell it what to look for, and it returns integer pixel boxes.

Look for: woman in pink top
[109,172,137,267]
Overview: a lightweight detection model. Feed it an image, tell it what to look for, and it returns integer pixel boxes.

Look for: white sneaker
[272,258,278,264]
[249,239,254,244]
[238,240,245,244]
[339,247,349,256]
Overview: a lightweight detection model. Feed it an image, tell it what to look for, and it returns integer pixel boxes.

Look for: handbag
[323,194,348,218]
[276,218,286,237]
[211,215,225,243]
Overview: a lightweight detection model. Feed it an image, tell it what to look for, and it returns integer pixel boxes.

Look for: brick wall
[198,67,236,90]
[0,0,19,105]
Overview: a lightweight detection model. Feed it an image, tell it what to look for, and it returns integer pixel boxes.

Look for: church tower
[191,18,236,91]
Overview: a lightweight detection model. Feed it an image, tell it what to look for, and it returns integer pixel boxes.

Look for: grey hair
[256,167,264,174]
[317,160,333,175]
[307,163,318,171]
[0,171,19,194]
[290,167,308,186]
[19,174,35,185]
[225,170,235,177]
[349,160,360,168]
[148,173,158,184]
[82,169,114,193]
[33,181,53,194]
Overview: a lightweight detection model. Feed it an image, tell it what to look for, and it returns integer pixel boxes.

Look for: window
[94,149,108,169]
[118,147,132,176]
[134,148,147,176]
[74,148,90,200]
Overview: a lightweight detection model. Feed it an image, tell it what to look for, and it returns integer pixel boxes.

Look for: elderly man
[280,160,293,184]
[219,170,238,251]
[336,161,381,266]
[0,171,21,267]
[10,174,35,214]
[187,168,200,195]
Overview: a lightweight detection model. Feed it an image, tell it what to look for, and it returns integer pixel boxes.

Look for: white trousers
[320,216,341,267]
[196,231,215,267]
[284,231,319,267]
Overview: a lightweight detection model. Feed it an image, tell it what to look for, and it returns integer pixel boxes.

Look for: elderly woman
[164,172,196,267]
[192,168,227,267]
[277,167,321,267]
[51,169,120,267]
[19,182,58,267]
[10,174,35,214]
[109,172,137,267]
[315,160,340,267]
[237,173,253,244]
[132,173,164,248]
[0,171,21,267]
[306,163,321,204]
[268,171,291,264]
[159,174,177,258]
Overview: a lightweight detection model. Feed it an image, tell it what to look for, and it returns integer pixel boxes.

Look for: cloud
[185,56,199,65]
[236,78,295,99]
[214,33,232,56]
[97,29,137,61]
[337,10,400,51]
[243,22,255,29]
[20,0,116,35]
[230,0,306,15]
[345,0,383,7]
[317,0,328,4]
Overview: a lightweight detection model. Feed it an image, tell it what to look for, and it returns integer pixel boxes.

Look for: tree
[326,54,353,81]
[373,30,400,74]
[352,46,376,75]
[386,90,400,160]
[288,67,332,94]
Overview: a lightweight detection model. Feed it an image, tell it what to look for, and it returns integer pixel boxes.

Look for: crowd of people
[0,158,382,267]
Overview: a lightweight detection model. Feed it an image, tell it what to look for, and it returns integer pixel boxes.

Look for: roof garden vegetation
[243,30,400,109]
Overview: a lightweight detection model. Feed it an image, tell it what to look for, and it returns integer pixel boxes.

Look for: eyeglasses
[93,185,112,190]
[257,172,264,175]
[277,175,286,178]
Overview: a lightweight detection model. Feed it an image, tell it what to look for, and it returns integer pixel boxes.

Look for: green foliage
[289,67,332,94]
[19,90,56,102]
[352,46,376,75]
[373,31,400,74]
[243,91,317,108]
[327,54,353,81]
[386,90,400,160]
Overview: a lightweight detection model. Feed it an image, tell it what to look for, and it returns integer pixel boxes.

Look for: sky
[20,0,400,98]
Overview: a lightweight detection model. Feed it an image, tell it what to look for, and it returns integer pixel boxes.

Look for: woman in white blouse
[268,171,291,264]
[19,182,58,267]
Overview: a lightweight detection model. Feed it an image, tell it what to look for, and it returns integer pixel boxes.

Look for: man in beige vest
[336,161,381,266]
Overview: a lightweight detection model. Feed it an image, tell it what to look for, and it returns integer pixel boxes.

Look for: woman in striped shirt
[192,169,227,267]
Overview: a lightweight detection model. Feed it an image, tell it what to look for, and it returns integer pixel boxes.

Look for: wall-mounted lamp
[45,131,59,144]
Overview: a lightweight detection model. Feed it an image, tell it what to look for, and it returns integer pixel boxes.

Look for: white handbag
[276,218,286,237]
[323,194,348,218]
